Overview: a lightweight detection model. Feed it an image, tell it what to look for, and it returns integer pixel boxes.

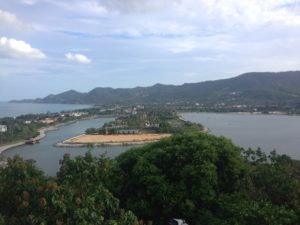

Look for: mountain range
[12,71,300,106]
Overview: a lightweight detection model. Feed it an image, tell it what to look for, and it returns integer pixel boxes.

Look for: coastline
[55,140,159,147]
[0,124,61,154]
[179,111,299,116]
[0,115,108,154]
[0,141,26,154]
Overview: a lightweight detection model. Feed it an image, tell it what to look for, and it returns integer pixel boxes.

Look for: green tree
[56,152,139,225]
[109,133,299,225]
[85,128,98,134]
[0,154,139,225]
[109,133,246,224]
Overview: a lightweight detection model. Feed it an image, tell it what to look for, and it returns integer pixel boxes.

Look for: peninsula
[57,107,204,147]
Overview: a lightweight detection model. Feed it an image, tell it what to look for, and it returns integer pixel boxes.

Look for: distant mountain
[12,71,300,106]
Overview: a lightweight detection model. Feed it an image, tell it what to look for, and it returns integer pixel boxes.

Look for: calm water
[182,113,300,159]
[3,111,300,175]
[0,102,91,118]
[2,117,130,176]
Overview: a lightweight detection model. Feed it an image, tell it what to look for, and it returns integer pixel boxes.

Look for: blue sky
[1,0,300,100]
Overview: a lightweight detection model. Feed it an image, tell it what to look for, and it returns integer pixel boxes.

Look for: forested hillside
[12,71,300,106]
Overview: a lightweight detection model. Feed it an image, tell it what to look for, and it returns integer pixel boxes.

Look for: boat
[25,138,39,145]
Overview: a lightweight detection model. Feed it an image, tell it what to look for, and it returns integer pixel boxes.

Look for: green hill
[12,71,300,106]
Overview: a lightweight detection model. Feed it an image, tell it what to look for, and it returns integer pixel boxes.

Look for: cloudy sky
[1,0,300,100]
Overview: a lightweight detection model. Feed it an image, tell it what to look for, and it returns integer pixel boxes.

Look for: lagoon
[3,111,300,175]
[182,112,300,160]
[2,117,130,175]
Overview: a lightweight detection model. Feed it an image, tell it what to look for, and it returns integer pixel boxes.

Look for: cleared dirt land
[66,133,172,144]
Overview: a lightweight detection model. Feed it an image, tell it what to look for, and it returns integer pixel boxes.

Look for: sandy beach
[59,133,172,147]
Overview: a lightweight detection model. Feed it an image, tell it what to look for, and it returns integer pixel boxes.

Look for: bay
[182,112,300,160]
[2,117,130,176]
[0,102,91,118]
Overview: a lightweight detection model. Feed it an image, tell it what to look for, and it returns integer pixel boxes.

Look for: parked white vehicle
[169,218,188,225]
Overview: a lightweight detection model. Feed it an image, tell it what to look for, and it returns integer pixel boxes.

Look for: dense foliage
[85,108,203,135]
[0,111,92,146]
[0,133,300,225]
[0,117,40,145]
[109,133,300,225]
[0,154,138,225]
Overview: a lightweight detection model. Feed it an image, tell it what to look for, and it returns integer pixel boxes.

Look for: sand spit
[56,133,172,147]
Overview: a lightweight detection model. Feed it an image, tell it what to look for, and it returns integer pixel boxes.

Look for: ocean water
[0,102,91,118]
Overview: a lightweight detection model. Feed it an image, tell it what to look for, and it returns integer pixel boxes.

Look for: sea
[1,103,300,175]
[0,102,91,118]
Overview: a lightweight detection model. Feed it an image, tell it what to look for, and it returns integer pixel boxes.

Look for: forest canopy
[0,133,300,225]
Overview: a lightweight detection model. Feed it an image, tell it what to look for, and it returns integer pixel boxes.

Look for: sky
[1,0,300,101]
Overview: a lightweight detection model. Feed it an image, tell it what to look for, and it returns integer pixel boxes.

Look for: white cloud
[65,53,91,64]
[42,0,108,16]
[41,0,175,14]
[0,9,31,30]
[198,0,300,27]
[165,34,235,54]
[74,1,108,16]
[0,9,20,25]
[20,0,36,5]
[2,0,300,82]
[26,0,300,39]
[101,0,177,13]
[193,55,224,62]
[0,37,46,59]
[169,39,198,53]
[86,0,300,26]
[104,0,300,34]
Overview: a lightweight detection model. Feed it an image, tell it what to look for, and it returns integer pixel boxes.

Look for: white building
[0,125,8,133]
[70,112,88,117]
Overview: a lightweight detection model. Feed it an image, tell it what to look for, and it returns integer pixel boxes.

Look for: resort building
[69,112,88,117]
[38,118,56,124]
[116,129,139,134]
[0,125,8,133]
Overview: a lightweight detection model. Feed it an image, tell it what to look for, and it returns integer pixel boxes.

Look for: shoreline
[0,115,111,154]
[179,111,299,116]
[0,124,62,154]
[55,140,158,147]
[0,141,26,154]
